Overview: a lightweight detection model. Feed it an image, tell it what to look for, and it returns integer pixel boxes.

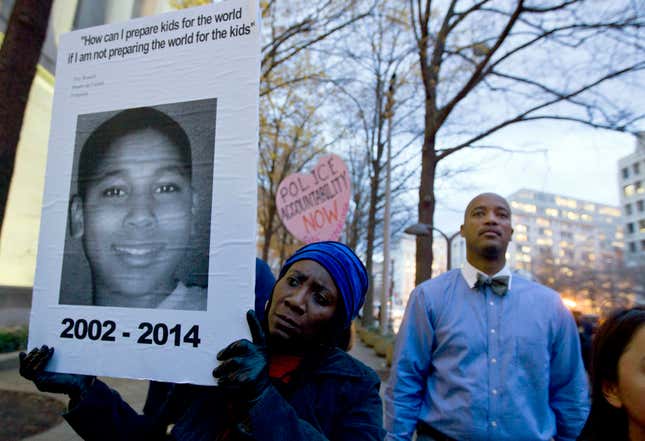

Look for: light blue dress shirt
[384,263,589,441]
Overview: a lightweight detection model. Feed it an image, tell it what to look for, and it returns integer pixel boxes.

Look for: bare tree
[329,2,420,325]
[260,0,375,96]
[0,0,52,234]
[257,1,384,266]
[258,85,327,263]
[532,247,639,315]
[409,0,644,284]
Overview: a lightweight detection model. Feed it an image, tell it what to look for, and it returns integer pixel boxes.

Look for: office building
[619,132,645,267]
[507,189,632,313]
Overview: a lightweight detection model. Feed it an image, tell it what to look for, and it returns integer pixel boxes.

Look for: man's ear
[602,381,623,409]
[69,195,85,239]
[460,224,465,237]
[510,227,514,241]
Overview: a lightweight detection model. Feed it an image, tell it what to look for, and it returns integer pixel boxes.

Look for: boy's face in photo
[70,127,195,304]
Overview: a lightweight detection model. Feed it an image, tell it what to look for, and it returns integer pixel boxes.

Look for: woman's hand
[213,310,270,403]
[19,345,95,400]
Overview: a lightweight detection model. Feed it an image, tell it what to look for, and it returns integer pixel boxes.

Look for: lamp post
[404,223,460,271]
[380,73,396,335]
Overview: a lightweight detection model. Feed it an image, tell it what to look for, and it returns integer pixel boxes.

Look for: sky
[429,122,638,234]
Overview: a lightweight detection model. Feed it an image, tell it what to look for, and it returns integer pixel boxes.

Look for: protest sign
[28,0,260,385]
[276,154,351,243]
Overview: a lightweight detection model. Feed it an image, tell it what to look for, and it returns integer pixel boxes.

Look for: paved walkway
[349,337,390,392]
[0,352,148,441]
[1,338,389,440]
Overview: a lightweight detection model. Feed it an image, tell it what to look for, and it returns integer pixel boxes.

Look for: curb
[0,351,20,371]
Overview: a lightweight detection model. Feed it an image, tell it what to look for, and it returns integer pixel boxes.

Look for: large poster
[28,0,260,385]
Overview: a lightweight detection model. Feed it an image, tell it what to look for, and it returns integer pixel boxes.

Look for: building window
[510,201,537,213]
[629,242,637,253]
[640,220,645,232]
[545,208,559,217]
[624,184,636,196]
[536,218,550,227]
[638,200,644,212]
[641,240,645,251]
[635,163,641,175]
[623,167,629,179]
[599,206,622,216]
[537,237,553,246]
[638,181,644,194]
[626,203,633,215]
[555,196,577,208]
[627,223,635,234]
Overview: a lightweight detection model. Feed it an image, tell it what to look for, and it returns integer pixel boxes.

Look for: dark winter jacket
[63,347,385,441]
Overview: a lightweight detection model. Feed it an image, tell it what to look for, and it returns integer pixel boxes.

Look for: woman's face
[267,260,339,348]
[605,324,645,432]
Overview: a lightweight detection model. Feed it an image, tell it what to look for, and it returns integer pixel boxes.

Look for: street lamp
[404,223,460,271]
[380,73,396,335]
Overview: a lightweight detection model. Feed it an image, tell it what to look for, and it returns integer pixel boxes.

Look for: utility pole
[380,73,396,335]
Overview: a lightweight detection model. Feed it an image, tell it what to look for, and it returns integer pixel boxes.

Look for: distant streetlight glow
[562,297,577,309]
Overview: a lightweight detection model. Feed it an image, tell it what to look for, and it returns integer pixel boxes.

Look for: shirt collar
[461,259,513,290]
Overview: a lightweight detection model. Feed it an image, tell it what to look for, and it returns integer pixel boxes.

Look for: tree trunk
[261,199,277,261]
[416,133,437,285]
[0,0,53,234]
[346,193,361,250]
[278,226,292,267]
[363,160,383,327]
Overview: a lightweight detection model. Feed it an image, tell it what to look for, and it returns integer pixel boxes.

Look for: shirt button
[491,358,497,364]
[491,421,497,427]
[489,301,494,306]
[492,389,498,395]
[490,329,496,334]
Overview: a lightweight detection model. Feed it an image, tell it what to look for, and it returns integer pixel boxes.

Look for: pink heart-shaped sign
[276,154,351,243]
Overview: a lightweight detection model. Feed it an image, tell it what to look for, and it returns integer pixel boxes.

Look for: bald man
[385,193,589,441]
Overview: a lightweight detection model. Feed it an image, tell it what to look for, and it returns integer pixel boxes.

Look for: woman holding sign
[20,241,385,441]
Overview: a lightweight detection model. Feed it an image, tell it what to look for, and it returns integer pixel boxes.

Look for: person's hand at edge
[212,310,270,404]
[19,345,95,404]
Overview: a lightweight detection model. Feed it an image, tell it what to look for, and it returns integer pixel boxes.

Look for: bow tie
[475,273,509,296]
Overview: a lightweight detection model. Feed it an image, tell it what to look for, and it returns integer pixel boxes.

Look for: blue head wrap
[278,241,368,329]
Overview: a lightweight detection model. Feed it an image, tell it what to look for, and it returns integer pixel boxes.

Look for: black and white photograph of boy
[59,99,216,310]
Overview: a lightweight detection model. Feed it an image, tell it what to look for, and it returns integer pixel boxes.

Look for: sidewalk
[349,337,390,387]
[0,352,148,441]
[0,338,389,440]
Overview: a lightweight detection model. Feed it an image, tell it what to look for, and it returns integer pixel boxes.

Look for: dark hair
[76,107,192,198]
[585,306,645,441]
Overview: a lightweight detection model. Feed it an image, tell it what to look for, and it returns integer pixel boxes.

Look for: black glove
[19,345,95,401]
[213,310,270,403]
